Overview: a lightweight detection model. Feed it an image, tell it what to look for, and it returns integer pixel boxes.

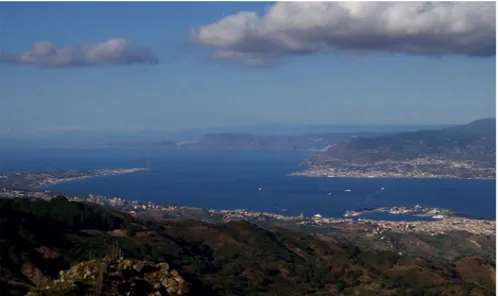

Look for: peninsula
[291,118,496,179]
[0,167,148,190]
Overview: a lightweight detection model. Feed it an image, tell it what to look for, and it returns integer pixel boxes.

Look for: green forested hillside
[0,197,495,296]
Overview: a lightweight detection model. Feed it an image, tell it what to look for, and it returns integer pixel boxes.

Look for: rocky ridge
[27,258,189,296]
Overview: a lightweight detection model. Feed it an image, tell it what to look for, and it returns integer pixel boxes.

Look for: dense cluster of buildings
[206,207,495,237]
[297,214,495,237]
[66,194,172,213]
[0,188,51,200]
[344,205,457,219]
[212,208,300,222]
[0,188,168,214]
[360,217,496,237]
[290,157,495,179]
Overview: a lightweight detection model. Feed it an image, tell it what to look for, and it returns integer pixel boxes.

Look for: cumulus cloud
[0,38,158,67]
[192,2,496,65]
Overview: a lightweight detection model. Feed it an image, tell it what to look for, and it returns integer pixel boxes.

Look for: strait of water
[1,148,495,221]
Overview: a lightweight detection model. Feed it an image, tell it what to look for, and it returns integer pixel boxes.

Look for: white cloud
[0,38,158,67]
[192,2,496,65]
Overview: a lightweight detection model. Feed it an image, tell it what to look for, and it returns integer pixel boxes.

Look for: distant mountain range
[177,132,388,151]
[0,123,452,149]
[0,121,492,158]
[162,123,453,138]
[306,118,496,165]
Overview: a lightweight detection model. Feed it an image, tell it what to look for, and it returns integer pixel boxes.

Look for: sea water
[1,148,495,221]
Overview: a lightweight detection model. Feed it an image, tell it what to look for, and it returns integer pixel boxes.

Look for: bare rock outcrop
[26,258,189,296]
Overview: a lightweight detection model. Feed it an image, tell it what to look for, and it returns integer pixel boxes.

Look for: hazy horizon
[0,119,490,147]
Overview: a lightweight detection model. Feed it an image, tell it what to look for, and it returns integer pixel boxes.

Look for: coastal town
[0,186,494,238]
[291,157,496,179]
[204,208,495,237]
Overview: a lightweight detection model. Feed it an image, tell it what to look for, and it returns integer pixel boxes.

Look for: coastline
[40,168,149,188]
[2,167,150,190]
[139,206,495,236]
[288,171,496,181]
[2,167,494,224]
[1,175,495,237]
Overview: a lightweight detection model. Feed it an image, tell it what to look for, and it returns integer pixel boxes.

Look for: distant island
[291,118,496,179]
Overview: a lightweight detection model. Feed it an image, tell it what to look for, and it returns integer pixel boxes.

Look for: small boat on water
[381,187,385,191]
[258,187,263,191]
[344,189,352,192]
[328,192,332,196]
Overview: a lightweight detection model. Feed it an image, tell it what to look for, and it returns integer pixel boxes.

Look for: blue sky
[0,2,495,132]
